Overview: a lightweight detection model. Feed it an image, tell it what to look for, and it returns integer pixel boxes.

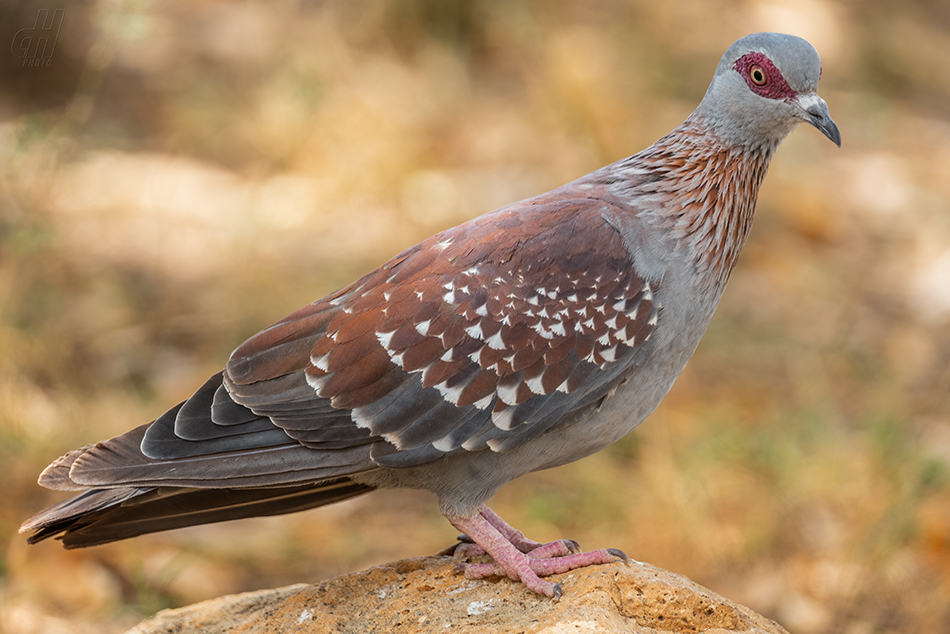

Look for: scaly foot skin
[458,547,628,582]
[452,534,580,559]
[441,504,581,557]
[447,505,628,598]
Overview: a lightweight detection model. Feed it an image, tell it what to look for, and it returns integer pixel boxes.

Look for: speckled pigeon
[22,32,840,598]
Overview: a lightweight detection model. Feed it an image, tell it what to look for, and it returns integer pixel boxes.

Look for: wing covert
[224,194,660,466]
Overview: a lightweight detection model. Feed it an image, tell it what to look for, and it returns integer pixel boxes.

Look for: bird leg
[480,505,582,554]
[447,505,627,598]
[450,504,581,557]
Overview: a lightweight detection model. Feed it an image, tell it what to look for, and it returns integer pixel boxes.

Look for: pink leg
[478,505,580,554]
[447,506,627,598]
[449,505,580,557]
[461,548,624,582]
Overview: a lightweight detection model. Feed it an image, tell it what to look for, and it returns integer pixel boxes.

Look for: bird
[21,32,840,599]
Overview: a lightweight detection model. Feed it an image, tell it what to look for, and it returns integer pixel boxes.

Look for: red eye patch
[734,52,797,100]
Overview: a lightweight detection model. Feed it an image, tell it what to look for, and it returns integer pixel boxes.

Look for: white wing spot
[473,394,494,410]
[496,380,522,406]
[621,324,638,345]
[311,353,330,371]
[305,371,330,395]
[526,372,546,394]
[485,330,506,350]
[415,319,432,336]
[492,407,517,430]
[432,380,464,406]
[532,322,554,339]
[376,329,396,350]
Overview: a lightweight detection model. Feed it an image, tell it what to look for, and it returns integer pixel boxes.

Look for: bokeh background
[1,0,949,632]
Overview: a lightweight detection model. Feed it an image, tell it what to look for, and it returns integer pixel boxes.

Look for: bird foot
[439,503,581,557]
[453,536,580,559]
[446,504,627,598]
[456,547,627,581]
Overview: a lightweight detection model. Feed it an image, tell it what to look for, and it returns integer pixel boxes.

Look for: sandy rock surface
[127,555,789,634]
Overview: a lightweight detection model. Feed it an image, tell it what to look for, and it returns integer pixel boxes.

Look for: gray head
[698,32,840,150]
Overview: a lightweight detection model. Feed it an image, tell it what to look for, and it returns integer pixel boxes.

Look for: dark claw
[435,532,477,556]
[565,539,581,553]
[552,583,563,601]
[606,547,629,563]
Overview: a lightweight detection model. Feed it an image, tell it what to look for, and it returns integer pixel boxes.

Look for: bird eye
[750,65,767,85]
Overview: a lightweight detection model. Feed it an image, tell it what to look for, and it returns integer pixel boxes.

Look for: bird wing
[50,188,660,490]
[226,189,660,466]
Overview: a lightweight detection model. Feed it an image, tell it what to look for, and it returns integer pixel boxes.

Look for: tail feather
[20,479,374,548]
[40,422,373,490]
[37,443,97,491]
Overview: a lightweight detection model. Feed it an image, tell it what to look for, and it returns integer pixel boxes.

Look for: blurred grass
[1,0,949,633]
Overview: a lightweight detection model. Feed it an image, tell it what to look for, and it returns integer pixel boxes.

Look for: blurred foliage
[1,1,949,633]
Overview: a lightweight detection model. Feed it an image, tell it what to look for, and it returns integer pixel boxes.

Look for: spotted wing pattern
[224,193,659,468]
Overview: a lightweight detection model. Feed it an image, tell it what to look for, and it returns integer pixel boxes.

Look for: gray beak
[795,93,841,147]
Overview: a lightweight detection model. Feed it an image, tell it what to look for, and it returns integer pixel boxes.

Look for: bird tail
[20,478,374,548]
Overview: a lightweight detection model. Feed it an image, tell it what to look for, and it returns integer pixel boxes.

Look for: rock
[126,556,789,634]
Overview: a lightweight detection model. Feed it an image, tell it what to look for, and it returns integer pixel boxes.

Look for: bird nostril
[806,106,824,119]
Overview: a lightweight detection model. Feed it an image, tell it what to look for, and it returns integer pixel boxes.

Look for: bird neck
[617,112,777,293]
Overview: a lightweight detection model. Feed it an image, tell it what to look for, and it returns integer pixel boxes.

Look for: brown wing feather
[222,193,659,457]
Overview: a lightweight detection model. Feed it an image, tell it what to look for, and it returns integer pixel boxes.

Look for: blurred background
[1,0,948,632]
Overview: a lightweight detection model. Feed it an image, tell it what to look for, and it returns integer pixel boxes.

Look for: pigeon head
[699,32,840,150]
